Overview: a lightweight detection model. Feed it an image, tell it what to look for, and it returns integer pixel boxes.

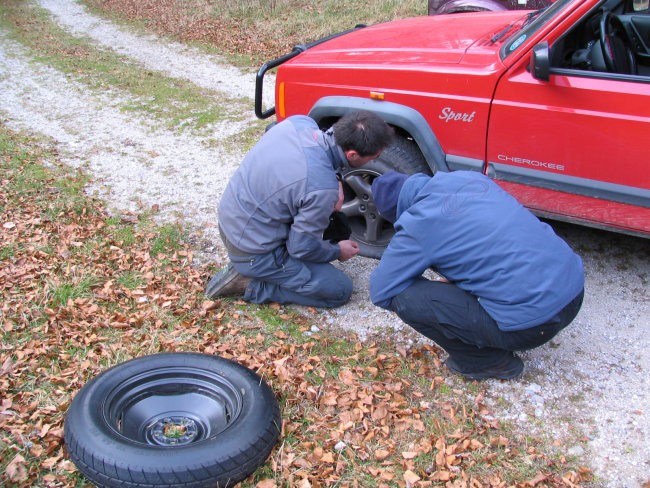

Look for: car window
[546,0,650,80]
[501,0,576,58]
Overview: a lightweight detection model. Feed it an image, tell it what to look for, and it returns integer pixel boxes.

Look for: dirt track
[1,1,649,486]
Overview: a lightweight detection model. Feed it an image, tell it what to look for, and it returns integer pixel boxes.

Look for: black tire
[64,353,281,488]
[340,136,430,259]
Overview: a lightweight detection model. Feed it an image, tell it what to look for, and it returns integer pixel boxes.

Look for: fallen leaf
[201,300,219,311]
[255,480,277,488]
[375,449,390,461]
[403,469,421,484]
[1,357,13,375]
[7,454,27,481]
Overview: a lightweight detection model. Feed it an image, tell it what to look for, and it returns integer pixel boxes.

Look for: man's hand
[338,240,359,262]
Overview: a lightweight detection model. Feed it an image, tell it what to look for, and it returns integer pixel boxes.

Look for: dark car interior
[551,0,650,77]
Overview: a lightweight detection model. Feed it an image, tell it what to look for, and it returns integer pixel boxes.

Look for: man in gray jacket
[206,110,394,307]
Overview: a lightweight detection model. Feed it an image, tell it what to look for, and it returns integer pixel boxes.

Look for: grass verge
[1,124,592,487]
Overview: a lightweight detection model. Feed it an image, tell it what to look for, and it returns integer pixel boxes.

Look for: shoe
[205,264,250,299]
[445,353,524,381]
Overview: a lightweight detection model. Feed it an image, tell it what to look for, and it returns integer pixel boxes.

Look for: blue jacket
[218,116,347,262]
[370,171,584,331]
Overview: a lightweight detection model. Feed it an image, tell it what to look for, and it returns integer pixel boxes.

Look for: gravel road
[1,1,648,486]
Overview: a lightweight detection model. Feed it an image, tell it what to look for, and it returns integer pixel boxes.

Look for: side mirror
[530,42,550,81]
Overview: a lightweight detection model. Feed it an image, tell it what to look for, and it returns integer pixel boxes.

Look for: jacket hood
[396,173,430,221]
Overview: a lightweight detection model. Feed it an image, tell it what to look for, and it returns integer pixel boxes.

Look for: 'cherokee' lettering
[498,154,565,171]
[439,107,476,123]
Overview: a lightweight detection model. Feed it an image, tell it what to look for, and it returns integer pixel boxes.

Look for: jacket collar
[324,128,347,169]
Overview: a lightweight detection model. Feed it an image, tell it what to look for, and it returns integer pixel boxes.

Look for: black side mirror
[530,42,550,81]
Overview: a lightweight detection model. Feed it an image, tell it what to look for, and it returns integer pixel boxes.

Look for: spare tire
[64,353,281,488]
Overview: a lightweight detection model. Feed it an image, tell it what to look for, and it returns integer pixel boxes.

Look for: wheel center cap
[149,416,199,446]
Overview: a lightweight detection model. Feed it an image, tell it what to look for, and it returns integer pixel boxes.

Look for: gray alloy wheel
[340,136,429,259]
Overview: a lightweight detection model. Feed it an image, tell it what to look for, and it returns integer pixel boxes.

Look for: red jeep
[255,0,650,257]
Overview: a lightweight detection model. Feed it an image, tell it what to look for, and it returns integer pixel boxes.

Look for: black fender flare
[308,96,448,174]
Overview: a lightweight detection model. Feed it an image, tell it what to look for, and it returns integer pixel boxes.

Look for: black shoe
[205,264,250,299]
[445,353,524,381]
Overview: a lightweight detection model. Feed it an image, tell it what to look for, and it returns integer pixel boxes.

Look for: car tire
[64,353,281,488]
[340,136,429,259]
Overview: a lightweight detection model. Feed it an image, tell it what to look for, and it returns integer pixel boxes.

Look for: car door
[485,25,650,234]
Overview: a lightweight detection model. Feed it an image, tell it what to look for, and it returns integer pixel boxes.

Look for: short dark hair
[333,110,394,156]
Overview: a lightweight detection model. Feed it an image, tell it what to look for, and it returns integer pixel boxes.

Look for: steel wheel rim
[103,366,243,446]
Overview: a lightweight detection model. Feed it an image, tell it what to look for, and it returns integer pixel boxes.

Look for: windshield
[501,0,576,59]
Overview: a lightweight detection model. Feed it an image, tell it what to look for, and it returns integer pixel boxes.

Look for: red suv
[256,0,650,257]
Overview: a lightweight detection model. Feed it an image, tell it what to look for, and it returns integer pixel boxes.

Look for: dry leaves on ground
[0,132,593,486]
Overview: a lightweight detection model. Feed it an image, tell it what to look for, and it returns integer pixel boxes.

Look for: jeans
[229,246,352,308]
[389,277,584,372]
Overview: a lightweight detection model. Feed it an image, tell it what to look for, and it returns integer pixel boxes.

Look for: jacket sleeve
[286,189,340,263]
[370,223,431,309]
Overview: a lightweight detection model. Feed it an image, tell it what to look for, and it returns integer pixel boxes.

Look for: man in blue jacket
[370,171,584,380]
[206,110,394,307]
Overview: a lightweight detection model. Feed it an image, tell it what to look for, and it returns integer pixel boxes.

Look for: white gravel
[1,1,648,486]
[36,0,269,103]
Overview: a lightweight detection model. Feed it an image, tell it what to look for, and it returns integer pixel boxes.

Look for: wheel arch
[308,96,449,174]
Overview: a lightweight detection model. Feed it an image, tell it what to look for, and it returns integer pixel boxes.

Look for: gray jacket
[218,115,347,262]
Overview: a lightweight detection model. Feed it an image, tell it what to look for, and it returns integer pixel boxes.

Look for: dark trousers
[389,277,584,372]
[230,246,352,308]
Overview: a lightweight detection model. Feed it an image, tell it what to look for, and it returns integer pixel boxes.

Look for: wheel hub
[149,415,200,446]
[341,169,391,246]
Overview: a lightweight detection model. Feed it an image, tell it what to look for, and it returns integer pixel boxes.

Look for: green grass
[220,117,273,153]
[49,275,101,306]
[1,140,50,194]
[150,223,183,257]
[105,217,137,246]
[117,270,145,290]
[254,305,307,338]
[0,244,16,260]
